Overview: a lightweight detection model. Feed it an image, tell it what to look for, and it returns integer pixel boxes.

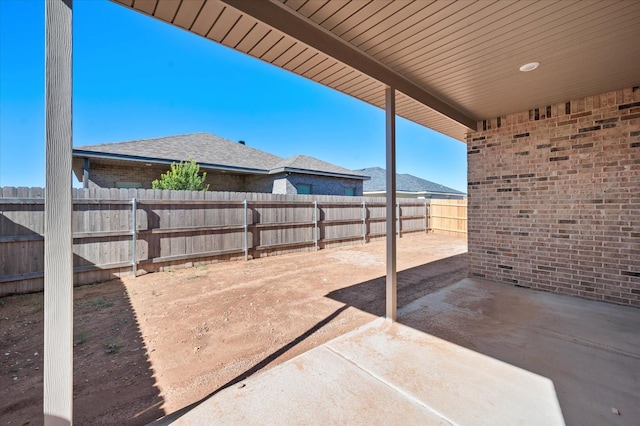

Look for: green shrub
[152,159,209,191]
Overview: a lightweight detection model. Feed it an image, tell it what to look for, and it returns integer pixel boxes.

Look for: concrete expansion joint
[323,344,458,426]
[521,325,640,361]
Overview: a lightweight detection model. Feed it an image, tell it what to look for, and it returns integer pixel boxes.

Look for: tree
[152,159,209,191]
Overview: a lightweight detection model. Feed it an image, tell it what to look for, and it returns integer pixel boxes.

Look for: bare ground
[0,233,467,425]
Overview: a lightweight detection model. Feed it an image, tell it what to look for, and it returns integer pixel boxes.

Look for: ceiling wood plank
[297,0,329,18]
[282,0,307,11]
[376,1,496,66]
[359,2,469,59]
[339,0,407,43]
[282,48,318,72]
[259,35,296,62]
[219,0,477,130]
[306,0,348,25]
[190,1,225,37]
[132,0,157,15]
[352,1,446,52]
[338,74,375,94]
[322,68,359,88]
[307,61,345,81]
[172,0,206,30]
[350,82,384,101]
[411,0,627,83]
[334,73,369,92]
[386,1,557,72]
[207,7,242,42]
[270,42,308,67]
[329,0,393,38]
[419,5,639,91]
[154,0,181,22]
[222,16,256,47]
[235,23,271,53]
[292,54,328,75]
[350,81,384,100]
[318,1,370,32]
[300,57,335,78]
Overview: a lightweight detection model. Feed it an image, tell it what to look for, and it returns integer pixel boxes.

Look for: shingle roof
[270,155,368,178]
[74,133,367,179]
[357,167,465,195]
[74,133,282,171]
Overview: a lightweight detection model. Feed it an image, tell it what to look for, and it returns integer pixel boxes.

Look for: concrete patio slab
[155,277,640,425]
[400,278,640,426]
[160,318,564,425]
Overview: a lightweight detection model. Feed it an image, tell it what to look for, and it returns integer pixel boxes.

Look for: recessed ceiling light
[519,62,540,72]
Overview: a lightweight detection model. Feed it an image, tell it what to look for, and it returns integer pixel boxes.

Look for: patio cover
[115,0,640,141]
[42,0,640,423]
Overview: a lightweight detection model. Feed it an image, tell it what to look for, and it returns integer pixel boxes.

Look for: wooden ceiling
[113,0,640,142]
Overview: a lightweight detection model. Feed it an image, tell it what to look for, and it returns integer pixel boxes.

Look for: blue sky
[0,0,467,192]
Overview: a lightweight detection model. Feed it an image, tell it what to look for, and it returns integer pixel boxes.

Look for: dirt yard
[1,233,467,425]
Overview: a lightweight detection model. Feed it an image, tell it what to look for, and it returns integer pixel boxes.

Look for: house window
[344,187,356,196]
[296,183,312,195]
[116,182,142,189]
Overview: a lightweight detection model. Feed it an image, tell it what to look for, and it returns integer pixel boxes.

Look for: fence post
[425,200,429,233]
[131,198,137,276]
[396,202,401,238]
[313,200,318,250]
[362,200,367,244]
[243,199,248,261]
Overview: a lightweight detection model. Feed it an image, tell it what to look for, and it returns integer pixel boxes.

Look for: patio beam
[44,0,74,424]
[385,87,397,321]
[219,0,477,131]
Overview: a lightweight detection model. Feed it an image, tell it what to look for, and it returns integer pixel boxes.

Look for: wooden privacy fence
[0,188,467,296]
[428,199,468,235]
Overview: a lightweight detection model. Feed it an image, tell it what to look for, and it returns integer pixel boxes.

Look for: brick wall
[88,163,165,189]
[88,163,246,191]
[87,162,363,196]
[282,173,363,196]
[467,87,640,306]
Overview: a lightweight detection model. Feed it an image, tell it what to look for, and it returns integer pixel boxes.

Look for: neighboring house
[357,167,466,200]
[72,133,368,196]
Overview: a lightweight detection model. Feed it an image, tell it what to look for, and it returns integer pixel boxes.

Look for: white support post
[44,0,73,424]
[385,87,397,321]
[243,199,248,260]
[361,200,367,244]
[313,200,318,250]
[131,198,137,276]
